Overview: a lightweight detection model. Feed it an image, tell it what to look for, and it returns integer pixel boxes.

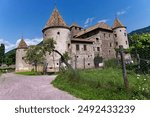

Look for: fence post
[119,45,129,90]
[75,55,77,69]
[83,58,85,69]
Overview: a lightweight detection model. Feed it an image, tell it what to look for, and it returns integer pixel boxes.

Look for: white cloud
[117,10,126,16]
[0,37,43,52]
[84,17,95,28]
[98,19,108,23]
[117,6,131,16]
[0,38,16,53]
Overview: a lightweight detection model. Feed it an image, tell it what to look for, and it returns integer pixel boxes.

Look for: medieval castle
[15,7,130,72]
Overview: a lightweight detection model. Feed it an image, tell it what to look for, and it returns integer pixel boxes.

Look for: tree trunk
[53,50,74,71]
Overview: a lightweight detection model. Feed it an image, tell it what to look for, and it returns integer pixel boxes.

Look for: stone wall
[15,49,32,72]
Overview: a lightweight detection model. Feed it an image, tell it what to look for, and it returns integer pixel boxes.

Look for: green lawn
[52,68,150,100]
[16,71,42,76]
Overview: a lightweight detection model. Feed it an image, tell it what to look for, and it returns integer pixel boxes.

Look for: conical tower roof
[17,39,28,49]
[43,7,68,30]
[112,18,126,29]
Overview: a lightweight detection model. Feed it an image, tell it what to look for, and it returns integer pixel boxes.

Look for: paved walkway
[0,73,77,100]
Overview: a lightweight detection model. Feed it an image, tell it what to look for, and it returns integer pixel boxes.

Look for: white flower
[144,79,146,81]
[137,77,139,79]
[137,74,140,77]
[142,88,145,91]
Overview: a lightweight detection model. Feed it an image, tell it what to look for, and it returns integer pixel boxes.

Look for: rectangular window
[76,45,79,51]
[96,38,99,42]
[116,42,118,46]
[97,47,100,51]
[114,34,117,37]
[104,33,106,37]
[124,33,127,36]
[93,47,95,51]
[110,43,112,47]
[126,41,128,45]
[84,45,87,51]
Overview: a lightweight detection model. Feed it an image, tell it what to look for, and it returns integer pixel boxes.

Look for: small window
[68,44,71,49]
[88,63,90,66]
[124,33,127,36]
[109,34,111,37]
[97,47,100,51]
[120,30,122,32]
[76,45,79,51]
[96,38,99,42]
[109,50,111,55]
[57,63,59,65]
[126,41,128,45]
[93,47,95,51]
[114,34,117,37]
[104,33,106,37]
[84,45,87,51]
[44,34,47,36]
[110,43,112,47]
[116,42,118,46]
[57,32,60,35]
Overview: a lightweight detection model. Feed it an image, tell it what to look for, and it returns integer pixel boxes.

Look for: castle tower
[70,23,82,38]
[15,39,30,72]
[112,18,131,60]
[42,7,71,72]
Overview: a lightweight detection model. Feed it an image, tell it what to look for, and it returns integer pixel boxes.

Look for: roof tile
[44,8,67,28]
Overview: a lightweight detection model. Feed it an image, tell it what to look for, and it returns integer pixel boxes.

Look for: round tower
[112,18,131,60]
[15,39,30,72]
[42,8,71,72]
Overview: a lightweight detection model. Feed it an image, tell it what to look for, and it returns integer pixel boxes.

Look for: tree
[25,45,45,72]
[4,49,16,66]
[0,44,5,66]
[42,38,56,54]
[129,33,150,73]
[43,38,73,71]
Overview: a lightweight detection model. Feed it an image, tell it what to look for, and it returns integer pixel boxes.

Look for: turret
[42,7,71,72]
[70,23,82,38]
[15,39,30,72]
[112,18,131,60]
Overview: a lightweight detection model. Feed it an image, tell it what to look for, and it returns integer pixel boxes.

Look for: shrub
[104,59,119,68]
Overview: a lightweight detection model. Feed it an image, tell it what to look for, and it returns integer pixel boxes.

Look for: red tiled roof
[44,8,68,29]
[18,39,28,49]
[75,22,112,37]
[112,18,125,29]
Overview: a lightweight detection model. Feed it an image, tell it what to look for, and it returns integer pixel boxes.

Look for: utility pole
[119,45,129,90]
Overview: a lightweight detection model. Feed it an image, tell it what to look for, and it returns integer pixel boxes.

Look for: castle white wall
[43,27,71,72]
[113,27,131,60]
[113,28,129,49]
[15,49,32,72]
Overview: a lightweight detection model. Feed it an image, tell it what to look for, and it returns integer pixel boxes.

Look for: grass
[16,71,42,76]
[52,68,150,100]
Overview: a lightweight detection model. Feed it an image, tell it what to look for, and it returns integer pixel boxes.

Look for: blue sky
[0,0,150,52]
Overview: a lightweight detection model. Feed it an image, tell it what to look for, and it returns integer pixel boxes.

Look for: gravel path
[0,73,78,100]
